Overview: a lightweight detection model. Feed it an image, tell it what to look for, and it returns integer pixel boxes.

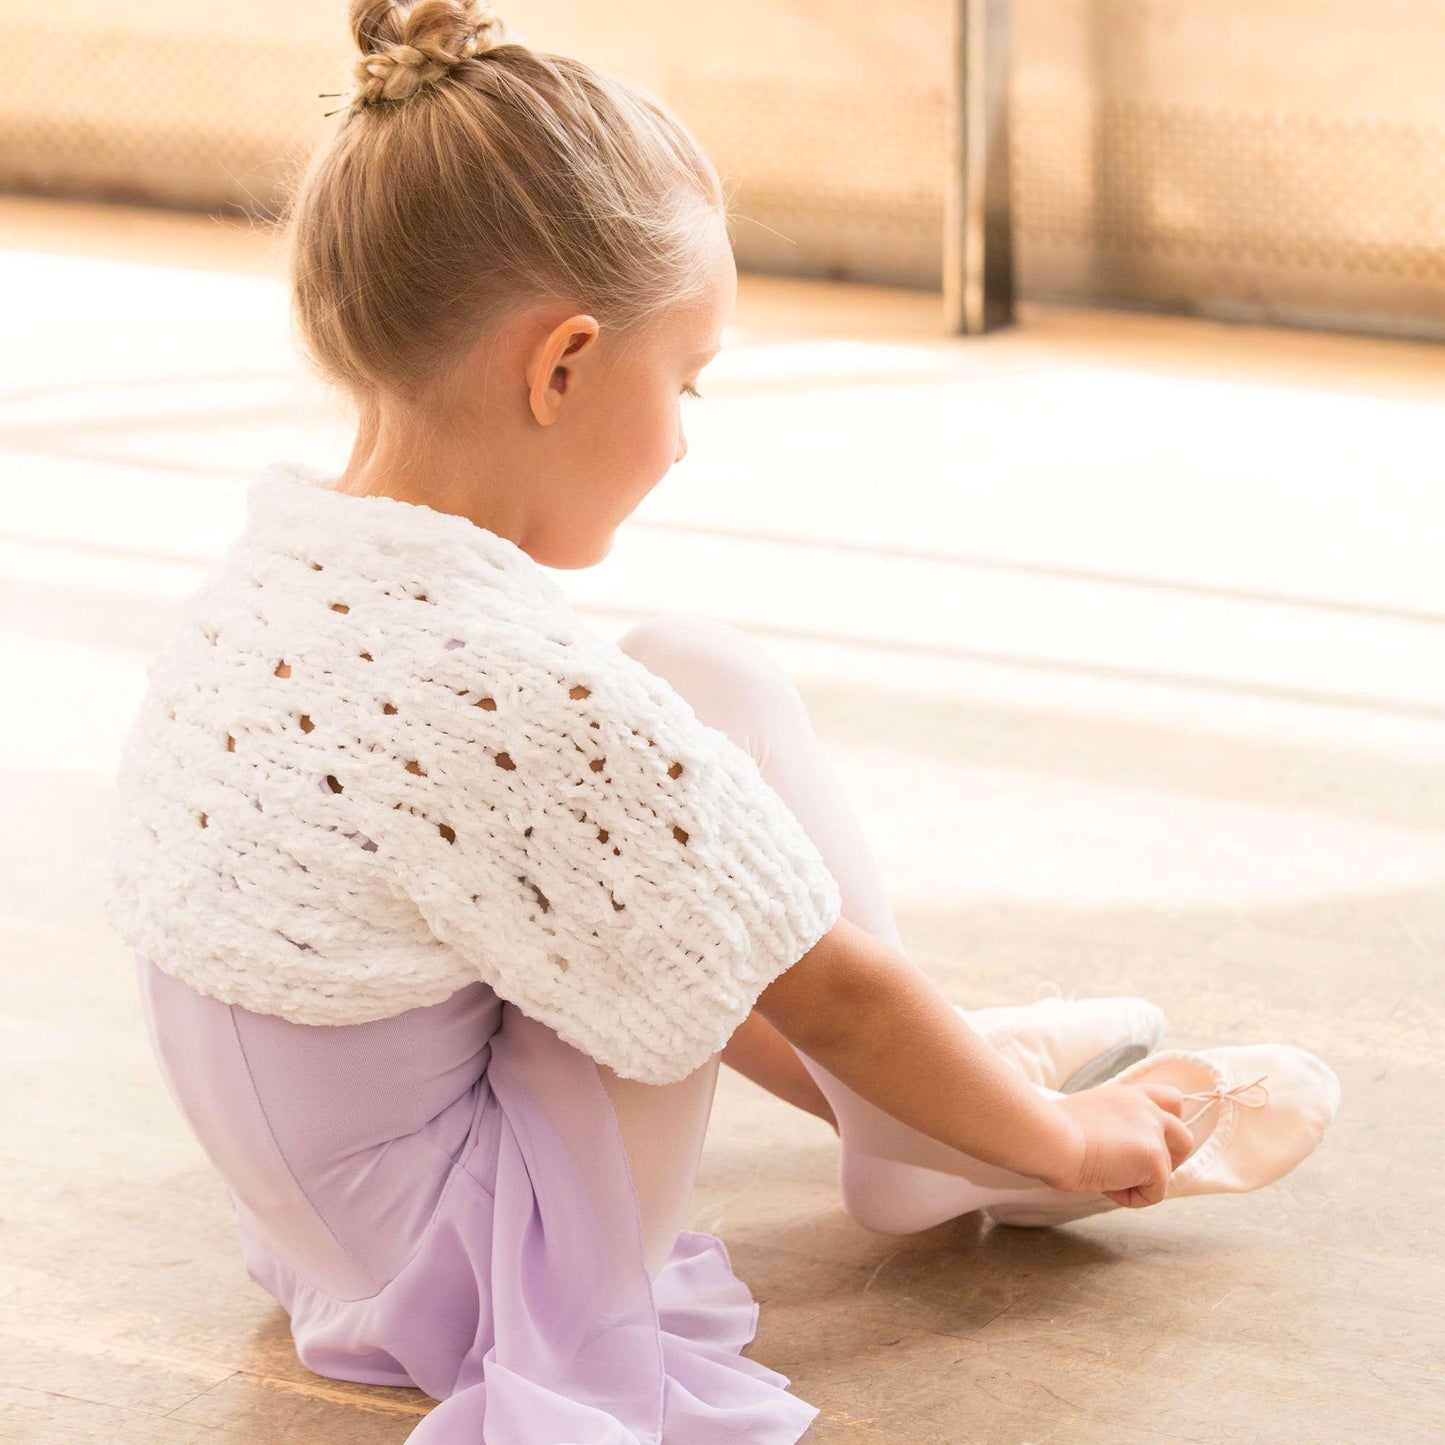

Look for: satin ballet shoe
[984,1043,1342,1228]
[958,987,1168,1094]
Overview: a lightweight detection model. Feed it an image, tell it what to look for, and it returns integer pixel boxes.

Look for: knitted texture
[104,462,842,1085]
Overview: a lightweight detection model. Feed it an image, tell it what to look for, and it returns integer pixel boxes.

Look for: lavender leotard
[134,953,819,1442]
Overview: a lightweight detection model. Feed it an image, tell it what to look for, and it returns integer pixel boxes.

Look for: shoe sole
[1058,1039,1152,1094]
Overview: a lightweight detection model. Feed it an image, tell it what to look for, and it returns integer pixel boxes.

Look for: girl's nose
[675,426,687,465]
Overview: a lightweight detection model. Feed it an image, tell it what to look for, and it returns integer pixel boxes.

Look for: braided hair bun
[347,0,508,112]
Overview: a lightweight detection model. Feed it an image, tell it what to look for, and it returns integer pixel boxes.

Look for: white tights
[597,615,1081,1274]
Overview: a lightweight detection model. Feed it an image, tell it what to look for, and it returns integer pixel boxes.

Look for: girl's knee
[617,614,804,736]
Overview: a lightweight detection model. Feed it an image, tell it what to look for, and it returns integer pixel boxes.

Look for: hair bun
[347,0,506,112]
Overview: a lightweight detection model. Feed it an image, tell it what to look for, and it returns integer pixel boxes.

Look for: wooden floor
[1,193,1441,1443]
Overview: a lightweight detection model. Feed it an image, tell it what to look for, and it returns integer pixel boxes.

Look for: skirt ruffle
[234,1000,819,1444]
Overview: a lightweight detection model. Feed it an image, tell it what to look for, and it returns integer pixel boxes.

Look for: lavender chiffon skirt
[134,955,819,1442]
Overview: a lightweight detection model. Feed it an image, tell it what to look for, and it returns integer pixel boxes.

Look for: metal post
[944,0,1015,334]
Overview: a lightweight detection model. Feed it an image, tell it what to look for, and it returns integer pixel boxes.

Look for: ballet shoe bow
[1178,1073,1270,1128]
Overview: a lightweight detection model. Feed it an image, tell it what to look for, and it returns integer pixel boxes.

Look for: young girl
[104,4,1342,1440]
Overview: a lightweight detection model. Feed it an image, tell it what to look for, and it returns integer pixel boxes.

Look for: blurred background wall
[2,0,1443,340]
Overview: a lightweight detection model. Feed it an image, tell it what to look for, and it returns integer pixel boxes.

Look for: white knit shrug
[103,463,842,1085]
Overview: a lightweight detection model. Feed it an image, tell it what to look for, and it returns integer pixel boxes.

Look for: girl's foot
[824,993,1174,1233]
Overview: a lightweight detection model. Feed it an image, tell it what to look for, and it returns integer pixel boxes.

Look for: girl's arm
[754,915,1095,1185]
[720,1010,840,1132]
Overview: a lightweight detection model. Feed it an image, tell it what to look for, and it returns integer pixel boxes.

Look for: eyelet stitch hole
[330,602,349,614]
[438,823,456,844]
[324,774,343,794]
[673,825,689,846]
[298,714,314,733]
[495,751,516,770]
[668,761,683,779]
[274,660,291,678]
[518,876,551,913]
[569,684,591,700]
[404,759,426,777]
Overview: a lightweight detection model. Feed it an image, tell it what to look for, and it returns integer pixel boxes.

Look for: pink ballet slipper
[984,1044,1343,1228]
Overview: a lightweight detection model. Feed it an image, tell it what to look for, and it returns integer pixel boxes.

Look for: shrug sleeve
[382,614,843,1086]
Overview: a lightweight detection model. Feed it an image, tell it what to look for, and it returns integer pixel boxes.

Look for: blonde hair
[284,0,731,405]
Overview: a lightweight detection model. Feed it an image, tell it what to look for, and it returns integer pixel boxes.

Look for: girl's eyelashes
[681,383,704,400]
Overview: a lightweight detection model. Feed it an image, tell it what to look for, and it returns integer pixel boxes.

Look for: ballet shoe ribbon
[1178,1073,1270,1128]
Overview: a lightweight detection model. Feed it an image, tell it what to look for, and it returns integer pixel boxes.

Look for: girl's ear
[528,315,601,426]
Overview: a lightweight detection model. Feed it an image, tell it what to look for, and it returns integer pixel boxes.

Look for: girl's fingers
[1139,1082,1185,1116]
[1164,1114,1196,1170]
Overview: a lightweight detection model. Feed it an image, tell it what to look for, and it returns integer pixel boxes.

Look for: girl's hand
[1039,1082,1197,1207]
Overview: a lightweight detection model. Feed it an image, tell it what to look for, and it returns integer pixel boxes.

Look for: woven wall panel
[3,2,1442,336]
